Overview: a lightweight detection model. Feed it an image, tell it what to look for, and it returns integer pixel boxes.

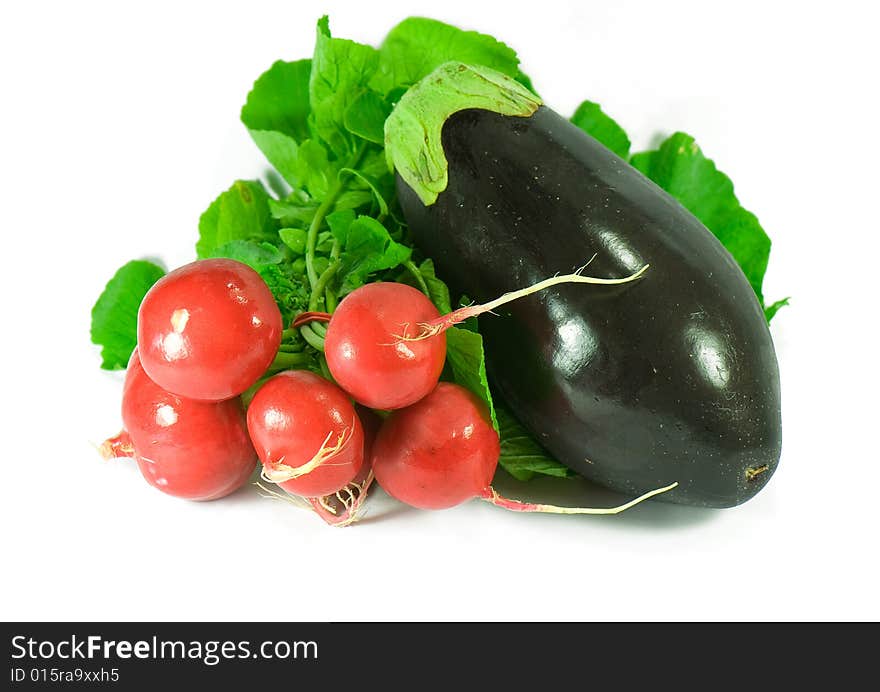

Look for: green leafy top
[371,17,521,94]
[241,59,311,188]
[495,404,576,481]
[385,62,542,205]
[241,59,312,141]
[570,117,786,319]
[630,133,776,307]
[571,100,631,159]
[444,327,497,430]
[90,260,165,370]
[195,180,277,259]
[310,16,380,158]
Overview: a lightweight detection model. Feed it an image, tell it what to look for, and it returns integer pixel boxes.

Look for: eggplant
[388,64,781,508]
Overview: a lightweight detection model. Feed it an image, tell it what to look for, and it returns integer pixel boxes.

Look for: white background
[2,0,878,621]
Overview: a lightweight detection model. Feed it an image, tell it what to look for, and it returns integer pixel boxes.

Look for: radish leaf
[344,90,392,144]
[310,16,379,158]
[241,59,312,141]
[496,405,576,481]
[570,100,631,159]
[207,240,284,270]
[91,260,166,370]
[337,216,411,292]
[241,59,312,187]
[372,17,520,95]
[631,132,784,317]
[196,180,277,259]
[418,259,452,314]
[444,327,498,431]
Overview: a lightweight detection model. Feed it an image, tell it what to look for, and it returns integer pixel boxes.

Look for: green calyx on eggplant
[387,63,782,508]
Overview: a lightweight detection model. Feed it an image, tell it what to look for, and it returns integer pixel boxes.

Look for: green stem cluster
[305,186,344,292]
[299,144,368,353]
[300,324,327,351]
[405,260,430,295]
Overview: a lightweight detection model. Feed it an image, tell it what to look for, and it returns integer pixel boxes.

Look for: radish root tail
[307,469,375,528]
[480,480,678,515]
[254,481,312,509]
[260,420,356,485]
[255,470,375,528]
[394,263,650,342]
[98,431,135,460]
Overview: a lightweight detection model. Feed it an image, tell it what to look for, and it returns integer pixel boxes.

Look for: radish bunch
[102,258,374,524]
[102,257,672,527]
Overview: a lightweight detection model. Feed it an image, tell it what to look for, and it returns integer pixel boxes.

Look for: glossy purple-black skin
[397,107,781,508]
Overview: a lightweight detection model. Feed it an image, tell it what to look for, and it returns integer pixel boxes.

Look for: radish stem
[305,189,342,291]
[291,311,332,329]
[304,145,365,291]
[405,260,430,296]
[309,258,341,312]
[397,264,649,341]
[300,324,326,351]
[268,351,311,370]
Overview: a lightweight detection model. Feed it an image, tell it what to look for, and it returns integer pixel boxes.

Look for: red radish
[372,382,677,513]
[259,406,381,527]
[372,382,499,509]
[247,371,365,498]
[316,266,648,411]
[137,258,282,402]
[102,349,257,501]
[323,282,446,410]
